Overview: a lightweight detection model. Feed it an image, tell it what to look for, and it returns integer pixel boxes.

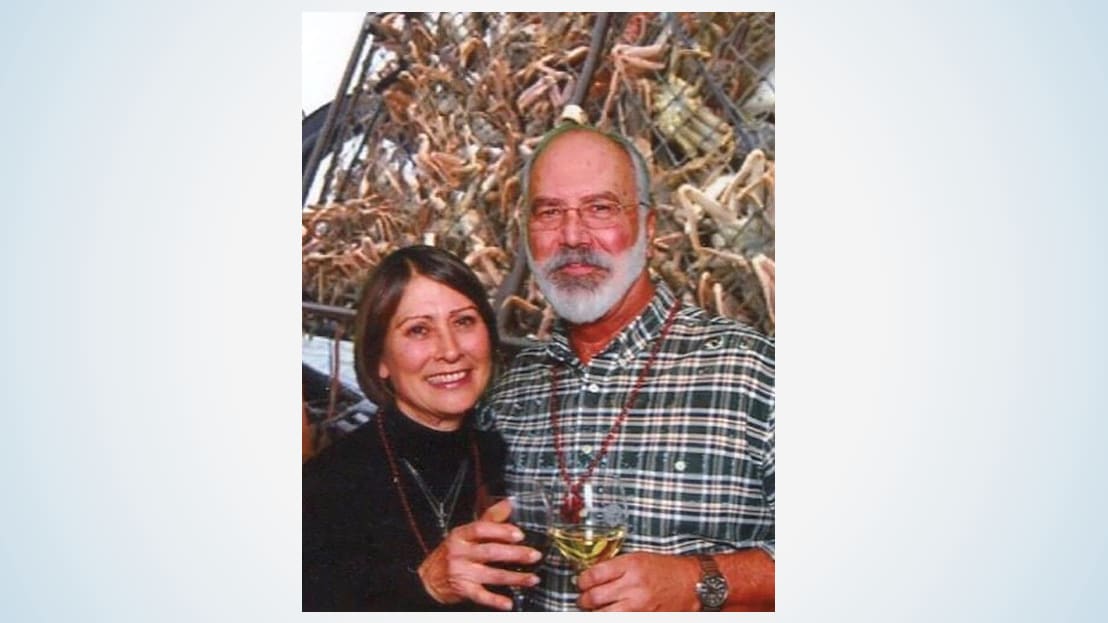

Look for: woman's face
[378,274,493,431]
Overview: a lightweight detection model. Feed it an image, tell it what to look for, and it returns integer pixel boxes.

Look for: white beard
[527,227,648,324]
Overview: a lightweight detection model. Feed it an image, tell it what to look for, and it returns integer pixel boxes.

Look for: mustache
[542,247,614,273]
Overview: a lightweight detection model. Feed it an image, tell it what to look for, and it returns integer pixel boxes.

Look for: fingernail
[512,529,524,541]
[529,575,540,586]
[530,550,542,562]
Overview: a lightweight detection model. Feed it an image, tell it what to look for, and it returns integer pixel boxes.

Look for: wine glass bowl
[547,477,628,572]
[483,480,552,610]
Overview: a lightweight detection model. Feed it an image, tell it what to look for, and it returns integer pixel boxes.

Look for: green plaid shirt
[477,282,775,611]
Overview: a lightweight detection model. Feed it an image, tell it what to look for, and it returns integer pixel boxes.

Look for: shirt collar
[542,280,679,366]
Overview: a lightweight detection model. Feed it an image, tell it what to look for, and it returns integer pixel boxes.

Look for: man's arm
[577,406,775,610]
[716,548,775,611]
[575,548,773,611]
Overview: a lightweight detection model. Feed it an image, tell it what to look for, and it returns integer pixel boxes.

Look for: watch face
[697,575,729,608]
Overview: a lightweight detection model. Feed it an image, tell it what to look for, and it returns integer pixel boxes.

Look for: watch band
[696,553,721,575]
[695,553,728,611]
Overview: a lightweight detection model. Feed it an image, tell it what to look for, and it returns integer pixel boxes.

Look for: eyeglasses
[528,200,642,231]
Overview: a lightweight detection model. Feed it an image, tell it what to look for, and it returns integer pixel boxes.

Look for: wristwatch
[694,554,729,611]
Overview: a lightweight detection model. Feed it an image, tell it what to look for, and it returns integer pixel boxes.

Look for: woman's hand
[417,499,542,610]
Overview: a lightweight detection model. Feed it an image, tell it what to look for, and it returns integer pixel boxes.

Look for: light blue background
[2,2,1106,622]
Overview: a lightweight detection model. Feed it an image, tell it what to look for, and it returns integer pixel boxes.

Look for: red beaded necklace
[376,411,484,555]
[549,299,681,521]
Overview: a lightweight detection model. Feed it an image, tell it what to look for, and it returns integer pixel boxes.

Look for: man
[477,122,775,611]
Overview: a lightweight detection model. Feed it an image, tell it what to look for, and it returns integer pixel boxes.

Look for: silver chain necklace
[401,458,469,537]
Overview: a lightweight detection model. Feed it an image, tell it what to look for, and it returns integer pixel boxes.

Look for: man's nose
[559,208,590,246]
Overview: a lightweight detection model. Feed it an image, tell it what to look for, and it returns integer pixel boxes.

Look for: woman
[303,245,538,611]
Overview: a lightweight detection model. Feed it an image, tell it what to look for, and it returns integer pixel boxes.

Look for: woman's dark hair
[352,245,500,408]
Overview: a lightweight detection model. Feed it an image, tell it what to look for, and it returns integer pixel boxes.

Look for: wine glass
[546,476,628,573]
[482,480,552,611]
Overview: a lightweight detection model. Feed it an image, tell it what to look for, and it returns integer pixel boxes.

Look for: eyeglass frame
[526,198,649,231]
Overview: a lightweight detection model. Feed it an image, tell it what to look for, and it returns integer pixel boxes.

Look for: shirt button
[674,460,687,471]
[582,445,593,455]
[588,383,600,393]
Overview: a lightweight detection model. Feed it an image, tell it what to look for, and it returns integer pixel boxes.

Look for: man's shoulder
[496,338,551,377]
[672,305,775,359]
[476,340,551,430]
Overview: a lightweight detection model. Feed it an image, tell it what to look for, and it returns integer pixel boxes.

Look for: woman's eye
[404,324,429,338]
[455,315,477,328]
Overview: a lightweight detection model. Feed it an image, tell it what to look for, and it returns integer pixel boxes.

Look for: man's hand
[417,499,542,610]
[577,549,775,612]
[576,552,701,611]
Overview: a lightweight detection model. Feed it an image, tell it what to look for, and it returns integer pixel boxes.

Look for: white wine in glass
[549,523,626,570]
[547,477,628,572]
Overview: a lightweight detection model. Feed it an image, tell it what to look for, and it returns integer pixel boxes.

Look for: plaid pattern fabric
[477,282,775,612]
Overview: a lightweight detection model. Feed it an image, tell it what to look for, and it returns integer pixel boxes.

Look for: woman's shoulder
[472,424,507,453]
[471,424,507,476]
[303,422,379,480]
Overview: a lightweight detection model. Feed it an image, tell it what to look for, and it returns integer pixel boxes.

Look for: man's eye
[588,203,618,217]
[535,207,560,220]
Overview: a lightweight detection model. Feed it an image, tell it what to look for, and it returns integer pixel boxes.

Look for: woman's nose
[437,329,461,361]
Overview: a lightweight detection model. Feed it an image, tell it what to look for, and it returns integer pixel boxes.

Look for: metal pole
[570,13,612,106]
[302,13,374,206]
[302,301,357,321]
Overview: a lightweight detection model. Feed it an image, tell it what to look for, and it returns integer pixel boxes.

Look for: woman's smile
[425,369,472,387]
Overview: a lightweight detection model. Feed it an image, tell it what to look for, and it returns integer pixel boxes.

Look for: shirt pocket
[624,356,760,548]
[627,432,750,548]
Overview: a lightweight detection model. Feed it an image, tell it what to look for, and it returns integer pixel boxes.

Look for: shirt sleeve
[758,408,775,560]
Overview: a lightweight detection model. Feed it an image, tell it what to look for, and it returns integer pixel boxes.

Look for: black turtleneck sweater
[302,406,506,611]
